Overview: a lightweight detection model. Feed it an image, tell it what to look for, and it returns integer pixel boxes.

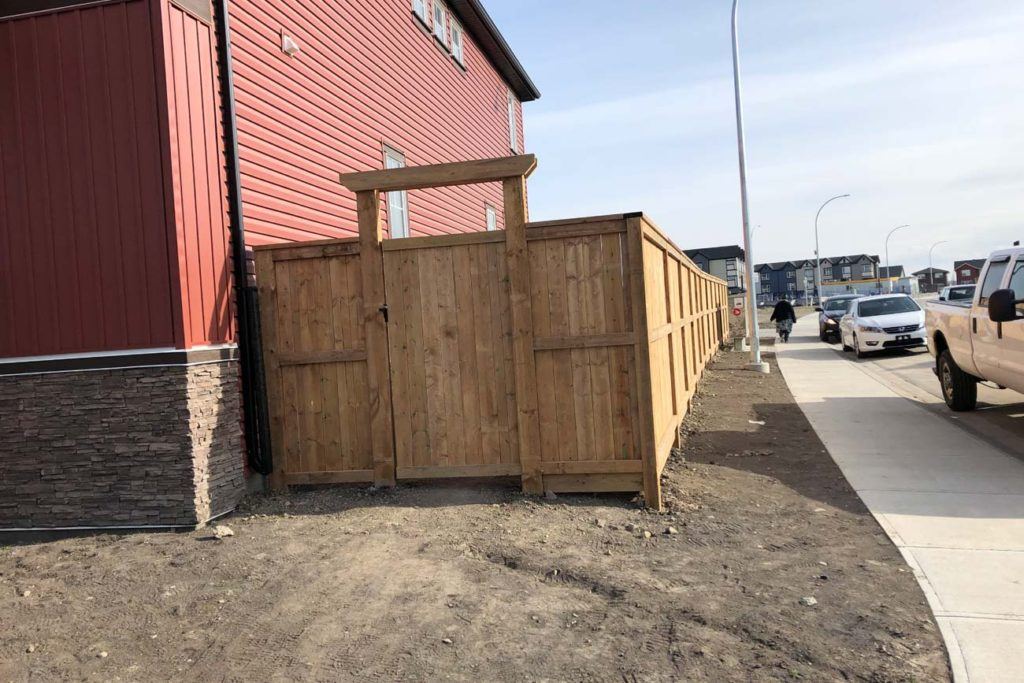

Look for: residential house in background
[878,265,905,279]
[914,267,949,293]
[0,0,538,528]
[954,260,986,285]
[755,255,879,304]
[683,245,745,290]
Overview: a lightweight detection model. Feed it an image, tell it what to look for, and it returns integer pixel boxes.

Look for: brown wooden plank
[525,219,627,242]
[418,248,447,468]
[254,236,359,252]
[384,248,413,470]
[543,472,643,493]
[525,213,629,228]
[564,237,595,462]
[529,239,559,464]
[585,235,616,462]
[539,460,643,475]
[436,247,465,467]
[532,332,635,351]
[454,245,484,465]
[381,230,505,251]
[503,175,543,493]
[544,238,578,463]
[339,154,536,192]
[397,463,522,479]
[627,216,661,510]
[277,349,368,366]
[356,190,396,486]
[284,469,374,486]
[268,241,360,261]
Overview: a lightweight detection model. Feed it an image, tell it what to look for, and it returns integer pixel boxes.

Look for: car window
[979,259,1010,306]
[824,299,851,312]
[857,297,920,317]
[948,286,974,301]
[1008,260,1024,317]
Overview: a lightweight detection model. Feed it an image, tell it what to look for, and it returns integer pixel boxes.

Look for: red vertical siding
[0,0,179,358]
[158,1,234,347]
[228,0,525,244]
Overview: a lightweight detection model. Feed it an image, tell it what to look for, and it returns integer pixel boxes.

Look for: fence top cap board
[338,154,537,193]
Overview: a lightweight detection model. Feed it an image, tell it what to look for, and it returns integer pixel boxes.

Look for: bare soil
[1,350,948,682]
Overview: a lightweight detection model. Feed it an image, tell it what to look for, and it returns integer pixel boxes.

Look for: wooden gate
[254,155,729,508]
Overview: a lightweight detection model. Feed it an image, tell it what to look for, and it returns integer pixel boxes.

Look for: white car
[839,294,927,358]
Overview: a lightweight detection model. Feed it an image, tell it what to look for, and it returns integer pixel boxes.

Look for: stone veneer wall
[0,361,244,528]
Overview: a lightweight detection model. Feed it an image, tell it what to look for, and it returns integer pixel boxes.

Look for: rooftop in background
[755,254,880,270]
[912,267,949,275]
[683,245,745,261]
[878,265,905,278]
[953,259,987,270]
[450,0,541,101]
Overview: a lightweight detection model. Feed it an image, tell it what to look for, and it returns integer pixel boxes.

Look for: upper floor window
[842,266,852,279]
[485,204,498,231]
[383,145,410,238]
[861,264,873,277]
[432,1,447,45]
[412,0,427,23]
[507,91,518,152]
[787,270,795,279]
[451,19,464,65]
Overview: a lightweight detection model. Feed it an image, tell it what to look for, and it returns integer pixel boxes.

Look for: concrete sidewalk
[775,316,1024,683]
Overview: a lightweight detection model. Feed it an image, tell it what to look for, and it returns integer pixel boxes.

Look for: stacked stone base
[0,360,244,528]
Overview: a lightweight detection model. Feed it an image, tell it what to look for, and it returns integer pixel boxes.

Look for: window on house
[788,282,796,292]
[962,268,971,277]
[787,270,795,279]
[507,91,518,152]
[383,146,409,238]
[862,264,873,277]
[412,0,427,23]
[451,19,464,64]
[432,0,447,45]
[842,266,852,279]
[485,204,497,231]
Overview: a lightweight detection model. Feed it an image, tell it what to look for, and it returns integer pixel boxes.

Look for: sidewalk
[775,316,1024,683]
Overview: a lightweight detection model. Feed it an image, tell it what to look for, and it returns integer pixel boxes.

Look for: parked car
[938,284,976,302]
[925,247,1024,410]
[816,294,861,342]
[839,294,927,358]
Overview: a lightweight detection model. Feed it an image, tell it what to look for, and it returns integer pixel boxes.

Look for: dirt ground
[1,350,948,682]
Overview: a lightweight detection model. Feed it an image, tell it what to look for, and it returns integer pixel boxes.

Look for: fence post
[254,249,287,491]
[625,216,661,511]
[356,190,397,487]
[503,175,543,494]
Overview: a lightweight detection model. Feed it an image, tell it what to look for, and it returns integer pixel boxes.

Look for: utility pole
[814,194,850,305]
[730,0,769,373]
[884,224,910,294]
[929,240,948,292]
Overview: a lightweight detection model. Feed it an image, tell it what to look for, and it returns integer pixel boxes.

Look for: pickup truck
[925,247,1024,410]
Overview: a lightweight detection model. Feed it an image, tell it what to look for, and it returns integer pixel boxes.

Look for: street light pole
[730,0,768,374]
[884,224,910,294]
[814,194,851,305]
[929,239,948,291]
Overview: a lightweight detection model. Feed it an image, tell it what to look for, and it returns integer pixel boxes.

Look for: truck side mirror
[988,289,1018,323]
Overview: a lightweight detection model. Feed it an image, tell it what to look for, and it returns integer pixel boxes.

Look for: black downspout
[213,0,273,476]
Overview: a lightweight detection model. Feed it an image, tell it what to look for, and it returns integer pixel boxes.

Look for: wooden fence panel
[255,240,376,486]
[525,218,643,493]
[383,234,521,479]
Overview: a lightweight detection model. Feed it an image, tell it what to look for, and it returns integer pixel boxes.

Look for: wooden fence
[254,155,728,508]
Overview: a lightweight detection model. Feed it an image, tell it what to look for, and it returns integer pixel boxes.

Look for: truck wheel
[939,350,978,411]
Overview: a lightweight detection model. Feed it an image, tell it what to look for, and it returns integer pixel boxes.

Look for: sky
[486,0,1024,274]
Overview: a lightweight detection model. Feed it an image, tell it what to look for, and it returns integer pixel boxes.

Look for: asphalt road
[822,335,1024,460]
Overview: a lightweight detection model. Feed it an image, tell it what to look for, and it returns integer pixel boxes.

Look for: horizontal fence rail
[255,157,728,508]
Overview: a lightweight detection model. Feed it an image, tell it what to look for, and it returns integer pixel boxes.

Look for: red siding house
[0,0,538,528]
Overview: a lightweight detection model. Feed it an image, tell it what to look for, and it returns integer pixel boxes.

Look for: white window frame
[412,0,427,23]
[861,264,873,277]
[842,265,852,279]
[450,18,464,65]
[432,0,447,46]
[383,145,410,239]
[485,204,498,231]
[507,90,518,153]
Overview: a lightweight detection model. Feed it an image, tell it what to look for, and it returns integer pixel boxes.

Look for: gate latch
[379,303,389,323]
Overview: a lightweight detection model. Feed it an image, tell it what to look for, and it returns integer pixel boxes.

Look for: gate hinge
[379,303,389,323]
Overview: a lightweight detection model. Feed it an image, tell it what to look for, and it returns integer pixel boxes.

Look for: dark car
[817,294,861,342]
